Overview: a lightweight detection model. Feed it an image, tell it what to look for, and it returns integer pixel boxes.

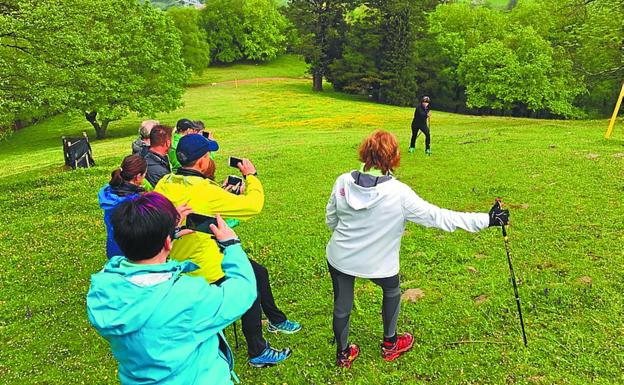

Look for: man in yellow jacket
[155,134,301,368]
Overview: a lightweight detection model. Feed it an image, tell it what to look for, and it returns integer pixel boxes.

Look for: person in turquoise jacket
[87,192,257,385]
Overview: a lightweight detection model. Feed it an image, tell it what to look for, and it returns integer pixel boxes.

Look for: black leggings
[241,259,288,357]
[328,263,401,352]
[410,125,430,150]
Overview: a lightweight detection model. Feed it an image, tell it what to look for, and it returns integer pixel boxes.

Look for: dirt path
[205,77,310,86]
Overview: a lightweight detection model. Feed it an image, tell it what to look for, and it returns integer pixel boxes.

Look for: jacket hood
[98,185,137,211]
[338,171,393,211]
[87,256,198,337]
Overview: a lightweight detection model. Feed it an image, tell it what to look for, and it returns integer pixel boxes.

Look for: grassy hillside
[1,56,623,385]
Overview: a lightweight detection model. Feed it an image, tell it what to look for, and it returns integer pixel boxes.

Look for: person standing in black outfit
[409,96,432,155]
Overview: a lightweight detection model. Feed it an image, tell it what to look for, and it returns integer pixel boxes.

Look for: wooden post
[605,81,624,139]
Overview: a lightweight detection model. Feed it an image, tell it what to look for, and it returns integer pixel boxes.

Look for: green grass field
[1,56,623,385]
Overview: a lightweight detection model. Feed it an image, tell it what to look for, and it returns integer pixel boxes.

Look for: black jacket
[411,104,429,129]
[144,150,171,188]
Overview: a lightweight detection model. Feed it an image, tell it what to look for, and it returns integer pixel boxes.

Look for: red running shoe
[381,333,414,361]
[336,344,360,368]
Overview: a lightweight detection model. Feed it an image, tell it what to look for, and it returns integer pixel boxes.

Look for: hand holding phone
[185,213,219,235]
[228,156,243,168]
[224,175,243,195]
[209,214,238,242]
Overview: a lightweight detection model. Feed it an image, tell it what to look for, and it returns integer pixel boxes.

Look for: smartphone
[229,156,243,168]
[185,213,218,235]
[227,175,243,195]
[202,131,210,139]
[227,175,243,186]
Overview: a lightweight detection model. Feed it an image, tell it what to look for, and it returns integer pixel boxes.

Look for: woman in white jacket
[326,130,509,368]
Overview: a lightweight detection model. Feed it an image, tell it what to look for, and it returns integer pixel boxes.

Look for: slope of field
[0,57,623,385]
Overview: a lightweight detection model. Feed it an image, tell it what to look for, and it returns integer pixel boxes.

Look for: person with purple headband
[87,192,257,385]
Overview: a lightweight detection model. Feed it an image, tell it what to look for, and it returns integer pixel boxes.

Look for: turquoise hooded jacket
[87,243,256,385]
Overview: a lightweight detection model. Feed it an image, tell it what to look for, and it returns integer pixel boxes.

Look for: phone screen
[202,131,210,139]
[185,213,218,234]
[229,156,243,168]
[227,175,243,186]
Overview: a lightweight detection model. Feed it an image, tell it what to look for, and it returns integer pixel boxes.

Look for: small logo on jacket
[339,188,345,197]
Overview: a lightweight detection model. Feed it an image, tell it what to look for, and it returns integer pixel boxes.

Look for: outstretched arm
[402,188,489,232]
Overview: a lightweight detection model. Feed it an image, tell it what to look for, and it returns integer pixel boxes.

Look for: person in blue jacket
[87,192,257,385]
[98,155,149,258]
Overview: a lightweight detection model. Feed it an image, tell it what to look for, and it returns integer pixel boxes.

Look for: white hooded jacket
[326,171,489,278]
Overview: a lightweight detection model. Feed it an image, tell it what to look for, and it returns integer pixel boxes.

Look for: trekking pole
[497,204,528,347]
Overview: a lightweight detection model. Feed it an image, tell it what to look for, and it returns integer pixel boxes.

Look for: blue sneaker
[249,344,292,368]
[267,319,302,334]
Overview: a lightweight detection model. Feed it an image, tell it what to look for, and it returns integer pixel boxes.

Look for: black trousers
[328,263,401,352]
[410,125,430,150]
[241,259,288,357]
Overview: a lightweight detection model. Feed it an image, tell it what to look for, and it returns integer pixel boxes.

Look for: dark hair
[110,155,147,187]
[111,192,179,261]
[150,125,173,148]
[358,130,400,175]
[193,120,205,130]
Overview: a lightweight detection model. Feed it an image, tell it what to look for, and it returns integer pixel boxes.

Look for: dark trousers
[241,259,287,357]
[328,263,401,352]
[410,125,430,150]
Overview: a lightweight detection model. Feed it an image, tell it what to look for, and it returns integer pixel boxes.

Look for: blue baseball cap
[176,134,219,166]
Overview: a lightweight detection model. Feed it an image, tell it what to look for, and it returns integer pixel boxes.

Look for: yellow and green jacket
[168,132,182,173]
[154,172,264,283]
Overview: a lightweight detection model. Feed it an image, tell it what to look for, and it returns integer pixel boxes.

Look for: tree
[327,0,438,104]
[167,7,211,75]
[0,0,78,130]
[328,6,383,96]
[375,0,424,105]
[201,0,288,63]
[429,2,584,117]
[73,0,189,139]
[545,0,624,116]
[286,0,359,91]
[1,0,189,139]
[240,0,288,61]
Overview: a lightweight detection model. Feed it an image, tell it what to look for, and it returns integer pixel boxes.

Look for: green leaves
[1,0,189,138]
[200,0,288,64]
[167,7,210,75]
[431,2,586,118]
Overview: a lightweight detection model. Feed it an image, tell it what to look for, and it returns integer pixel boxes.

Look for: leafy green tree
[0,0,77,130]
[241,0,288,60]
[286,0,358,91]
[73,0,189,138]
[328,1,437,104]
[1,0,189,138]
[328,6,382,95]
[547,0,624,116]
[430,2,584,117]
[201,0,246,63]
[167,7,211,75]
[201,0,288,63]
[375,0,425,105]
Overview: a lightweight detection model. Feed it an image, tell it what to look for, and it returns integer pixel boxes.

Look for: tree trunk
[312,71,323,92]
[85,111,110,139]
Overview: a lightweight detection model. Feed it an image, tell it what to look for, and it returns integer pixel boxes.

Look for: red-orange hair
[358,130,400,175]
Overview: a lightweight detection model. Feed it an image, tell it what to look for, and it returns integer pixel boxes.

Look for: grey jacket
[144,150,171,188]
